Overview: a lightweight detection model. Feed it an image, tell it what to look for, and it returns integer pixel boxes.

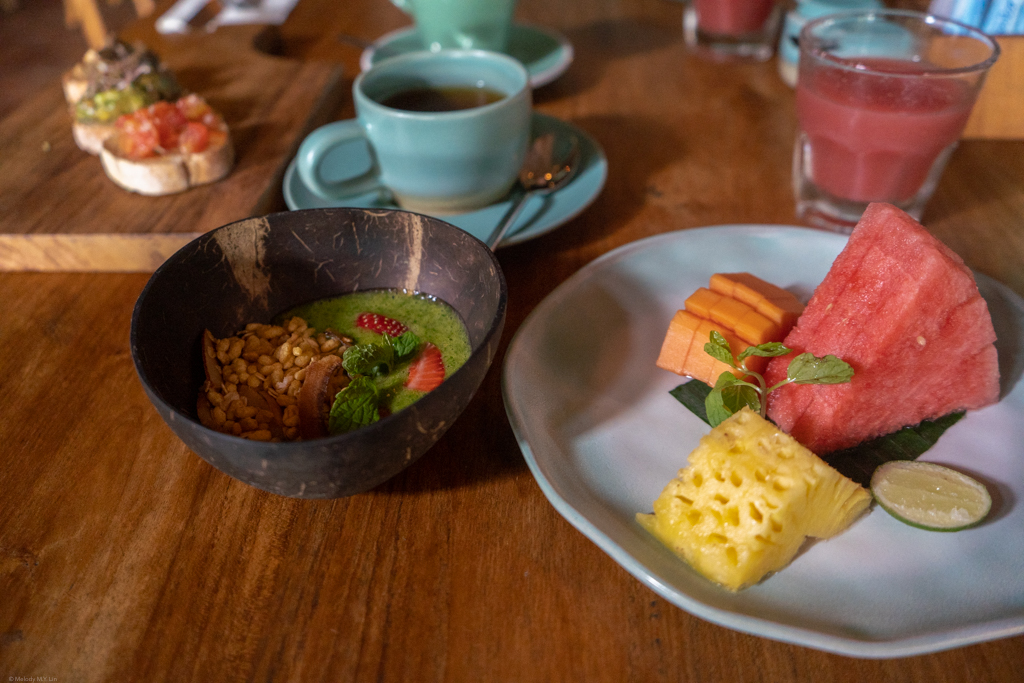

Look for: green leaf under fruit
[821,412,965,487]
[668,380,964,487]
[329,376,381,434]
[669,381,713,423]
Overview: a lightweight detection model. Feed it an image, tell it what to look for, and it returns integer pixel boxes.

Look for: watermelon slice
[764,203,1000,454]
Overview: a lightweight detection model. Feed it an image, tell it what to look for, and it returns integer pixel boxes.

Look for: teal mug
[390,0,518,52]
[297,50,532,214]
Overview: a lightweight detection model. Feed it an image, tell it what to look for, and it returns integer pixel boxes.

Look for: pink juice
[695,0,776,35]
[796,59,976,203]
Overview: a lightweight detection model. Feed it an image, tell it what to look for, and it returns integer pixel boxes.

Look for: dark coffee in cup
[379,86,506,112]
[296,50,532,214]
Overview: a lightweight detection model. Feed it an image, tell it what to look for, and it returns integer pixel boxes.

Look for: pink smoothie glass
[793,10,999,233]
[684,0,782,62]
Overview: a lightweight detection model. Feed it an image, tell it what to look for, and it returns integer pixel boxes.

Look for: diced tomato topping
[176,93,213,121]
[111,94,224,159]
[114,110,159,159]
[179,121,210,154]
[405,343,445,393]
[148,100,188,150]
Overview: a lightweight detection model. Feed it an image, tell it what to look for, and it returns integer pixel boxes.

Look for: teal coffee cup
[390,0,518,52]
[297,50,532,214]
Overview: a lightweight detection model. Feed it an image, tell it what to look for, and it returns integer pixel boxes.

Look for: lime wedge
[870,461,992,532]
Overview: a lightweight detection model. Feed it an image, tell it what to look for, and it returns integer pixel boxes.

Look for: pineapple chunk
[637,407,870,591]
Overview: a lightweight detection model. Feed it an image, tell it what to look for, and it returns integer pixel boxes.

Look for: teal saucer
[283,113,606,248]
[360,24,574,88]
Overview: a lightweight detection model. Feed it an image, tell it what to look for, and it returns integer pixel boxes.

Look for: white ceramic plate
[502,225,1024,658]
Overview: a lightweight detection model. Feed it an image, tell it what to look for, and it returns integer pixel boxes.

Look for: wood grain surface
[1,0,1023,680]
[0,21,345,271]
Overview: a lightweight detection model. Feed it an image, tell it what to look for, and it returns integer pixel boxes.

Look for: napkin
[156,0,300,35]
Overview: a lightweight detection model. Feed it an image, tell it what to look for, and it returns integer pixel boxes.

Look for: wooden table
[2,0,1022,679]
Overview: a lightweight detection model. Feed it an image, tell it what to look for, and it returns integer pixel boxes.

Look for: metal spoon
[485,133,580,250]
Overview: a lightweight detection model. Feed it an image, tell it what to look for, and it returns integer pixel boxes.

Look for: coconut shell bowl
[130,208,507,498]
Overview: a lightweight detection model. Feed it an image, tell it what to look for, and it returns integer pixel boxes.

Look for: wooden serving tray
[0,25,346,272]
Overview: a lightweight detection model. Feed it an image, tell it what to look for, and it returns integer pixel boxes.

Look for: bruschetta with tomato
[65,40,183,155]
[99,94,235,196]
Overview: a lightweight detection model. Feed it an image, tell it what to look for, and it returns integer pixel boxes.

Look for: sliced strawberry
[405,343,445,393]
[356,312,408,338]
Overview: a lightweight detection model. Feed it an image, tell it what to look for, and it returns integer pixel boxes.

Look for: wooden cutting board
[0,25,347,272]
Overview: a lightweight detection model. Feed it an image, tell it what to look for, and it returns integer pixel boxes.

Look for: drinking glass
[793,10,999,233]
[684,0,783,62]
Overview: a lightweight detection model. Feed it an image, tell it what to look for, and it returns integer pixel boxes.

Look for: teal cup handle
[297,120,384,202]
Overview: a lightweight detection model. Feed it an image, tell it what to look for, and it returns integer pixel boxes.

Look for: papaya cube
[708,273,738,299]
[684,288,723,319]
[711,273,805,327]
[754,298,802,331]
[707,296,754,331]
[712,272,787,306]
[656,310,701,375]
[710,273,764,308]
[732,308,781,346]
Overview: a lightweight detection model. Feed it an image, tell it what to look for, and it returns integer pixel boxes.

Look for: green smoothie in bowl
[198,289,471,442]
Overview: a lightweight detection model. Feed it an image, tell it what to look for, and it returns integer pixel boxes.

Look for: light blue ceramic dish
[284,113,607,248]
[502,225,1024,658]
[361,23,574,88]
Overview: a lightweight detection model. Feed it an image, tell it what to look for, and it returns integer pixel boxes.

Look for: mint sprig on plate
[702,331,853,427]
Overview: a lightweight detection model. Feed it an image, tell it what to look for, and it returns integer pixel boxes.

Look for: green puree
[282,290,471,414]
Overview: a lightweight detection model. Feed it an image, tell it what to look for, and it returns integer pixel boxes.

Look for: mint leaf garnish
[717,374,762,417]
[388,331,420,361]
[784,353,854,385]
[703,331,736,366]
[343,331,421,377]
[328,376,381,434]
[706,373,761,427]
[696,333,854,427]
[738,342,790,360]
[343,342,395,377]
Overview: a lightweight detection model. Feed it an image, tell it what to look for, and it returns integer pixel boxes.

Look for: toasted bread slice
[72,120,116,155]
[99,133,234,196]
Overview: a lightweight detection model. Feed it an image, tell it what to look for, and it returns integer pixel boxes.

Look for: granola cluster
[198,316,352,441]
